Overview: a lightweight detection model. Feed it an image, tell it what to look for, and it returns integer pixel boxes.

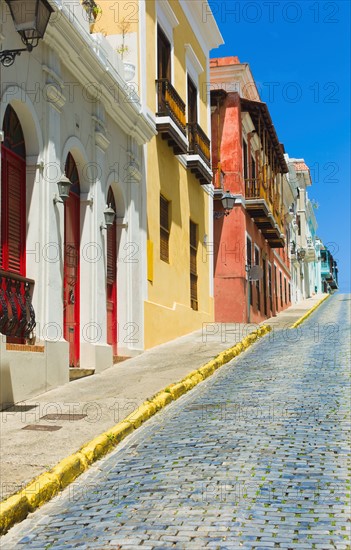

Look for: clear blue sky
[209,0,350,293]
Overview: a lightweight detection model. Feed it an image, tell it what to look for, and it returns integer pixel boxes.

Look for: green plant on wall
[82,0,102,23]
[116,18,131,60]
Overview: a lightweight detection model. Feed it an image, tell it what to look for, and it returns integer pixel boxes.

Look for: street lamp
[214,190,237,219]
[53,174,72,205]
[1,0,54,67]
[100,204,116,230]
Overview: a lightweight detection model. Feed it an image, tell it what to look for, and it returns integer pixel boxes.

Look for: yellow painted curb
[290,294,330,329]
[0,324,271,535]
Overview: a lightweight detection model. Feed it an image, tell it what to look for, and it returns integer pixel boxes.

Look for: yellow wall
[145,1,209,133]
[144,1,213,348]
[145,136,213,348]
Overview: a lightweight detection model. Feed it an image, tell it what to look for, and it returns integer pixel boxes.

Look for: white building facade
[284,156,322,303]
[0,0,155,407]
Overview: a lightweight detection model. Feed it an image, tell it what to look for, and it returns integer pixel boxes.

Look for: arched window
[3,105,26,159]
[65,152,80,196]
[63,153,81,367]
[1,105,26,274]
[106,187,117,355]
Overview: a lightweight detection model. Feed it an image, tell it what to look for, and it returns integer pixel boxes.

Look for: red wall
[212,91,291,323]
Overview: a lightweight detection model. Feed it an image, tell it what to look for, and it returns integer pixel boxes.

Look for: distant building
[285,157,323,302]
[320,245,338,292]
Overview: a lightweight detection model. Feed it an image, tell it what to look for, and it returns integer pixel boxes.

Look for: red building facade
[210,57,292,323]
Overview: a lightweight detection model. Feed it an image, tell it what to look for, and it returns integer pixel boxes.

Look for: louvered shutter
[190,221,198,310]
[1,148,25,275]
[160,195,170,262]
[107,224,116,285]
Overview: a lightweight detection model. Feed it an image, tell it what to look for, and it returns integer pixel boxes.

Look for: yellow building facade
[93,0,222,348]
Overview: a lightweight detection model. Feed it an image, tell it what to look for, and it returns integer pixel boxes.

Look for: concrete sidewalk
[0,294,329,501]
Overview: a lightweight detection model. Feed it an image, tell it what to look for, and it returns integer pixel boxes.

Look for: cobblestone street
[2,294,350,549]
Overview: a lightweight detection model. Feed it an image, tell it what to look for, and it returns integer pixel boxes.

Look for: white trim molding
[156,0,179,42]
[179,1,223,54]
[185,44,204,77]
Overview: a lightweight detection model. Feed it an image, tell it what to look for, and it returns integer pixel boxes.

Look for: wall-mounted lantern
[100,204,116,230]
[214,190,237,219]
[1,0,53,67]
[53,174,72,205]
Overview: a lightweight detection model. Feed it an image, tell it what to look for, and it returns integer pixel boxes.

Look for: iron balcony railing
[244,178,284,233]
[0,269,36,339]
[156,78,186,135]
[187,122,211,167]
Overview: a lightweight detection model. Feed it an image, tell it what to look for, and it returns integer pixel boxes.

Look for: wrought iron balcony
[156,79,187,155]
[244,178,285,248]
[0,270,36,339]
[187,123,211,166]
[186,122,212,185]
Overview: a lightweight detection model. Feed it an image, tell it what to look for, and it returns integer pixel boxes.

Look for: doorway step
[69,368,95,381]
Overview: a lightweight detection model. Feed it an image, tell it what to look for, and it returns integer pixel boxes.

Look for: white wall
[0,2,149,406]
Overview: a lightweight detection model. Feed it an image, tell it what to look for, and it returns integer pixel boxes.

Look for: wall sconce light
[1,0,54,67]
[297,248,306,261]
[53,174,72,205]
[214,190,237,219]
[100,204,116,230]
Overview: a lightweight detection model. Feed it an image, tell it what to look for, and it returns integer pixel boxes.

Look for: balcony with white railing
[54,1,126,82]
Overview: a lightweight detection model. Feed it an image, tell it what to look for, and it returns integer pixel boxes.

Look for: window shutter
[157,26,171,81]
[160,195,170,262]
[1,149,26,275]
[190,221,198,310]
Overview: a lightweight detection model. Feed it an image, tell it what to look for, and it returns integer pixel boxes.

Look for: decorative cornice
[42,64,64,88]
[44,83,66,111]
[179,1,223,54]
[125,158,142,183]
[95,131,110,152]
[156,0,179,37]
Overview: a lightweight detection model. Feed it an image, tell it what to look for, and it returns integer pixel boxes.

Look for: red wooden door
[106,188,117,355]
[63,154,80,367]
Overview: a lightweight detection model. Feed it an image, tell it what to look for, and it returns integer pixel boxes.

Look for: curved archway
[64,153,81,367]
[105,173,126,219]
[61,136,90,194]
[1,105,26,275]
[0,85,43,159]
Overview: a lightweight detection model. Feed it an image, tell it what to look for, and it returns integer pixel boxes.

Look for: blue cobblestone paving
[2,294,351,549]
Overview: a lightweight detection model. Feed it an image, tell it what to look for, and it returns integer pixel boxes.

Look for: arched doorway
[106,187,117,355]
[1,105,26,275]
[64,153,80,367]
